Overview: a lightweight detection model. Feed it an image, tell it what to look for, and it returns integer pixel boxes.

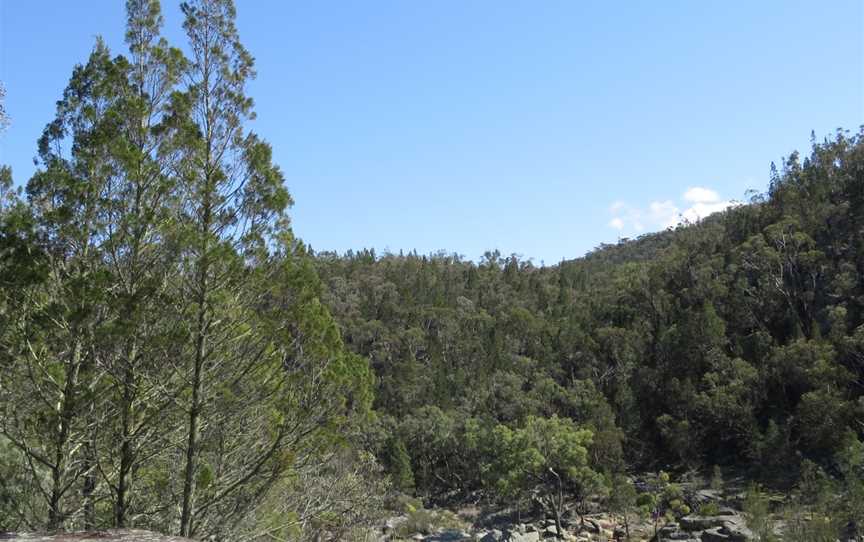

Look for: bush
[710,465,723,492]
[383,436,415,493]
[390,494,424,514]
[782,506,841,542]
[743,484,778,542]
[698,502,720,516]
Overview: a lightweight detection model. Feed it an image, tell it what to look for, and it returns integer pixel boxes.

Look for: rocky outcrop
[0,531,191,542]
[657,513,753,542]
[401,519,614,542]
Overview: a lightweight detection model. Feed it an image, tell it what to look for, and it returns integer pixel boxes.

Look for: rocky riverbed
[372,473,862,542]
[378,510,754,541]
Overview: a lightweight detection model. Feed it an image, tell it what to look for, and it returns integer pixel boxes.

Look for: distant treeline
[315,131,864,498]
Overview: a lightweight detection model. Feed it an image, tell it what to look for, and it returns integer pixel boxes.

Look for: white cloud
[648,200,679,229]
[681,200,736,223]
[608,186,739,235]
[683,186,721,203]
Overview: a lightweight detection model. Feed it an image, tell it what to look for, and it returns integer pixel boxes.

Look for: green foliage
[636,471,689,537]
[743,484,778,541]
[709,465,723,492]
[0,0,381,538]
[781,461,844,542]
[0,82,8,130]
[383,436,415,493]
[4,0,864,530]
[314,129,864,501]
[835,432,864,537]
[390,494,423,514]
[635,492,655,510]
[697,501,720,517]
[488,415,595,497]
[782,507,842,542]
[606,473,637,538]
[485,415,598,534]
[658,474,689,520]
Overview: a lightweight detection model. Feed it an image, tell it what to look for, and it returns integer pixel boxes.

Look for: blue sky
[1,1,862,264]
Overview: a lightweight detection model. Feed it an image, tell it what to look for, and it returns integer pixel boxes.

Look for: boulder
[679,515,728,531]
[581,519,600,534]
[426,530,473,541]
[502,531,540,542]
[384,515,408,532]
[700,527,732,541]
[673,512,752,542]
[478,529,503,542]
[717,520,752,542]
[694,489,722,503]
[539,525,559,538]
[657,523,700,541]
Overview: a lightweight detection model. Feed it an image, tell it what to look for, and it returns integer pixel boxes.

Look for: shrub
[698,502,720,516]
[743,484,778,542]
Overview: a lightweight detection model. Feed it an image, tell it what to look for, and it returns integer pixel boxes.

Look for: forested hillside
[1,0,863,540]
[314,130,864,518]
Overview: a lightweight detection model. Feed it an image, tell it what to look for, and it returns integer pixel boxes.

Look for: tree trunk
[180,257,209,537]
[48,338,84,530]
[48,467,63,531]
[179,330,204,537]
[82,440,96,529]
[549,467,564,539]
[115,340,137,528]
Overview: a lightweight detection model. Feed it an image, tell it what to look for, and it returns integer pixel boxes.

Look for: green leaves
[487,415,595,501]
[1,1,379,536]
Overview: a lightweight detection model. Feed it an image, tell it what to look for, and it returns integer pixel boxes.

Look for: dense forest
[1,1,863,541]
[312,131,864,536]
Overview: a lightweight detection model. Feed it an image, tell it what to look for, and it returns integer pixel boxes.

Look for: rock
[478,529,503,542]
[595,519,614,530]
[699,527,732,541]
[717,520,752,542]
[384,515,408,532]
[668,511,753,542]
[657,524,700,541]
[693,489,722,503]
[582,519,600,534]
[502,531,540,542]
[540,525,559,538]
[426,530,473,541]
[679,515,728,531]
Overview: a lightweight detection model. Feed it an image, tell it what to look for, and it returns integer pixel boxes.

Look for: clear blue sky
[2,1,862,264]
